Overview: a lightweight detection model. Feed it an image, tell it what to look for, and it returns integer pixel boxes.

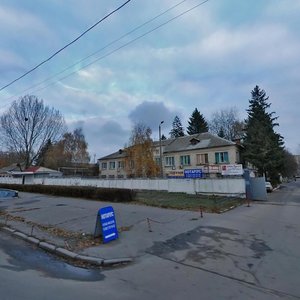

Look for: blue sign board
[97,206,118,243]
[184,169,203,179]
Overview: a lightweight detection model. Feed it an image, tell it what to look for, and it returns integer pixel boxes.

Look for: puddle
[0,234,105,282]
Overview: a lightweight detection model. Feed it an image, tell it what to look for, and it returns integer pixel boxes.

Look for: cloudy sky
[0,0,299,160]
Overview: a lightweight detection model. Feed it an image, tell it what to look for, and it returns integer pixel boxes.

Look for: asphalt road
[1,181,300,299]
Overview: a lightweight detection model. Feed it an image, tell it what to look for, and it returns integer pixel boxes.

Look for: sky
[0,0,299,161]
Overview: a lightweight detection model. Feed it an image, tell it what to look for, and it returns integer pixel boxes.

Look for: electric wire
[0,0,132,92]
[2,0,210,103]
[2,0,189,103]
[33,0,211,94]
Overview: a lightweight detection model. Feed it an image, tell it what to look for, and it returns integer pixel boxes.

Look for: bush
[0,183,136,202]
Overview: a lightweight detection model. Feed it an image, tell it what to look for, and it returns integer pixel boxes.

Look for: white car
[265,181,273,193]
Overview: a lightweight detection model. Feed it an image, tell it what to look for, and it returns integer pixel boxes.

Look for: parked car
[265,181,273,193]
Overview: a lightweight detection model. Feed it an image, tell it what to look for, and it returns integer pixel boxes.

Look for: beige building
[98,132,243,179]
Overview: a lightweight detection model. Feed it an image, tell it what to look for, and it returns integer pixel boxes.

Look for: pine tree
[187,108,208,135]
[170,116,185,138]
[243,85,284,181]
[218,127,225,138]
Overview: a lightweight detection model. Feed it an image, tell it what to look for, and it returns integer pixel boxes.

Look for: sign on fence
[221,164,243,176]
[184,169,203,179]
[94,206,118,243]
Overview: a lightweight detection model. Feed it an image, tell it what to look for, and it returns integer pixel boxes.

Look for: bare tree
[43,128,90,169]
[209,107,244,141]
[125,122,159,178]
[60,128,90,164]
[0,95,66,167]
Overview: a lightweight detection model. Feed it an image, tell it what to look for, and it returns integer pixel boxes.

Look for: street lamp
[159,121,164,178]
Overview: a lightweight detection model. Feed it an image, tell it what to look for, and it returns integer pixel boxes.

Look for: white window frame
[118,161,124,169]
[165,156,175,166]
[215,152,229,164]
[180,155,191,166]
[196,153,208,165]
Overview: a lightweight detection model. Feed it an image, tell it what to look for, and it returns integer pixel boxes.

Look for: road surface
[1,181,299,299]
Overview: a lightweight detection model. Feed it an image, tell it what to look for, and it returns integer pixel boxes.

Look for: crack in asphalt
[145,251,300,299]
[144,226,300,298]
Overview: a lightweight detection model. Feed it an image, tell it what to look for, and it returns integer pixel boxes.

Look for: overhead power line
[0,0,132,92]
[36,0,211,90]
[3,0,189,102]
[2,0,210,102]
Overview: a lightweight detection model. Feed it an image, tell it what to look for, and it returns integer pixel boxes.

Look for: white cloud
[0,0,299,155]
[0,5,52,40]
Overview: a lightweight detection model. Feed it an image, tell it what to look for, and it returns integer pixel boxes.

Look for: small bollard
[246,198,250,207]
[147,218,152,232]
[200,207,203,218]
[31,225,34,236]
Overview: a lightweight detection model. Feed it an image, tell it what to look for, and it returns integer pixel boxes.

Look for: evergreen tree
[243,85,284,181]
[187,108,208,135]
[170,115,185,138]
[218,127,225,138]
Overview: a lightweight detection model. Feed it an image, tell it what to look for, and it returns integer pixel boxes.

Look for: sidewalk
[0,192,207,266]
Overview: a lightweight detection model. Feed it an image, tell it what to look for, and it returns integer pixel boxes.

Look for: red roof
[24,166,40,173]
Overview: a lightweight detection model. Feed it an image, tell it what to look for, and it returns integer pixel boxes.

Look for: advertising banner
[184,169,203,178]
[94,206,118,243]
[221,164,243,176]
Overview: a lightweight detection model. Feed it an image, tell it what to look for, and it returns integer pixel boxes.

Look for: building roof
[0,163,25,174]
[99,149,127,161]
[163,132,236,153]
[98,132,237,161]
[24,166,62,174]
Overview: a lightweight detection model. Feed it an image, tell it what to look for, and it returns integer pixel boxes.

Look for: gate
[245,169,267,201]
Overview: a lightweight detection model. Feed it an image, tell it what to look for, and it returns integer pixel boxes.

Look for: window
[101,162,107,170]
[196,153,208,165]
[129,160,134,169]
[118,161,124,169]
[155,157,160,165]
[236,151,240,163]
[165,156,175,166]
[215,152,229,164]
[109,161,116,169]
[180,155,190,166]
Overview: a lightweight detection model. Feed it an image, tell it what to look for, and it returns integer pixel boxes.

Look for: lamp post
[159,121,164,178]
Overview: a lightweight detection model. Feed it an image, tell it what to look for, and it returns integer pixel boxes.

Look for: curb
[0,226,133,267]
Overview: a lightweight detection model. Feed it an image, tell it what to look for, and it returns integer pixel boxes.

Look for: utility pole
[159,121,164,178]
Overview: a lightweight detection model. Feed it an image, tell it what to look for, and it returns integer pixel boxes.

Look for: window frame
[196,153,208,165]
[109,161,116,170]
[165,156,175,167]
[215,152,229,164]
[180,155,191,166]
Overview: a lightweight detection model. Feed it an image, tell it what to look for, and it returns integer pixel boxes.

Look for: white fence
[0,176,246,197]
